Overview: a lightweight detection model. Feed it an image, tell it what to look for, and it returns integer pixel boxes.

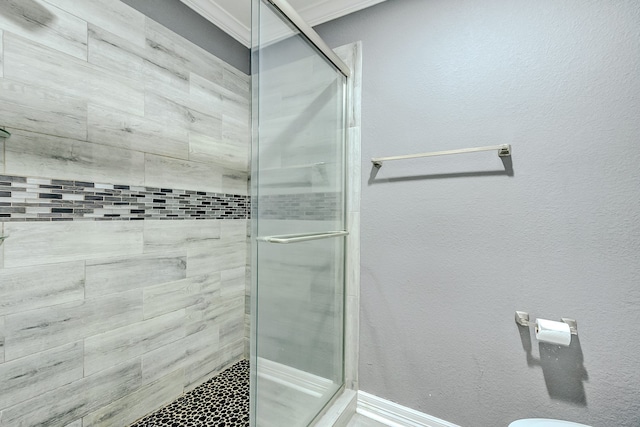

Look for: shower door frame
[312,41,362,426]
[263,0,351,79]
[250,0,362,425]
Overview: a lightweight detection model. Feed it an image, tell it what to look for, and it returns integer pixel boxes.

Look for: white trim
[357,391,461,427]
[180,0,387,48]
[256,357,334,398]
[300,0,387,27]
[179,0,251,47]
[314,389,357,427]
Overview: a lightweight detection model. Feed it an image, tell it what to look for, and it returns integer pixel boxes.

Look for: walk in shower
[251,0,352,425]
[0,1,250,425]
[0,0,358,425]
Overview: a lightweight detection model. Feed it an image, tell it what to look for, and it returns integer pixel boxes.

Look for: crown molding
[299,0,387,27]
[181,0,387,49]
[179,0,251,47]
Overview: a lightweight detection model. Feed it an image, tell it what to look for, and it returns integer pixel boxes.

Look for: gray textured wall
[316,1,640,426]
[122,0,250,74]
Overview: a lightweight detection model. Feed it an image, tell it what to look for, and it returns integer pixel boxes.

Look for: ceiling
[179,0,386,47]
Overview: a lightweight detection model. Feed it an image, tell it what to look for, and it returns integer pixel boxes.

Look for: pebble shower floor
[130,360,249,427]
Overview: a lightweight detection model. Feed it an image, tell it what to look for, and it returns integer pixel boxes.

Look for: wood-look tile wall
[0,0,250,425]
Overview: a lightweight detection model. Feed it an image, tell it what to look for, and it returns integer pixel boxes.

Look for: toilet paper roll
[535,318,572,346]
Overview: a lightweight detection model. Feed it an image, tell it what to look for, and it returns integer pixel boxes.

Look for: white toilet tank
[509,419,591,427]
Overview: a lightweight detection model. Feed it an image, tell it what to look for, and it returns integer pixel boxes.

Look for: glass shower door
[251,0,349,425]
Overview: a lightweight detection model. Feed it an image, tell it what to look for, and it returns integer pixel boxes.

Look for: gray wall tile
[222,68,250,98]
[185,339,243,391]
[122,0,249,74]
[186,220,247,277]
[221,267,246,299]
[5,129,145,187]
[87,24,189,94]
[87,24,144,81]
[143,274,220,320]
[0,261,85,316]
[0,0,250,422]
[44,0,146,48]
[0,359,142,426]
[87,104,190,160]
[143,220,221,253]
[143,326,225,388]
[141,339,189,386]
[186,240,246,278]
[144,19,225,87]
[180,328,222,386]
[84,309,185,376]
[144,91,222,139]
[82,369,184,427]
[5,290,143,360]
[144,152,223,194]
[222,115,250,154]
[3,221,144,268]
[0,341,83,410]
[0,30,3,78]
[0,224,4,268]
[4,33,144,115]
[188,73,225,113]
[185,294,243,337]
[0,79,87,141]
[0,0,87,60]
[0,316,4,364]
[85,252,187,298]
[222,168,249,196]
[188,130,249,172]
[189,72,249,122]
[219,316,244,348]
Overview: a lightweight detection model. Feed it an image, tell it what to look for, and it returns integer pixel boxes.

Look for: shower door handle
[257,231,348,244]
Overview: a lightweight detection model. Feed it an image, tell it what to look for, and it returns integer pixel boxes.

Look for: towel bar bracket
[498,145,511,157]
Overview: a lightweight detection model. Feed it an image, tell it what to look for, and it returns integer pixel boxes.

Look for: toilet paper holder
[515,311,578,335]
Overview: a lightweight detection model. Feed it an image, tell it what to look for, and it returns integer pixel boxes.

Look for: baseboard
[357,391,460,427]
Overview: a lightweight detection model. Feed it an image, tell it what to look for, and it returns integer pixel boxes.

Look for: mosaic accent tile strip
[258,192,341,221]
[0,175,249,221]
[130,359,249,427]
